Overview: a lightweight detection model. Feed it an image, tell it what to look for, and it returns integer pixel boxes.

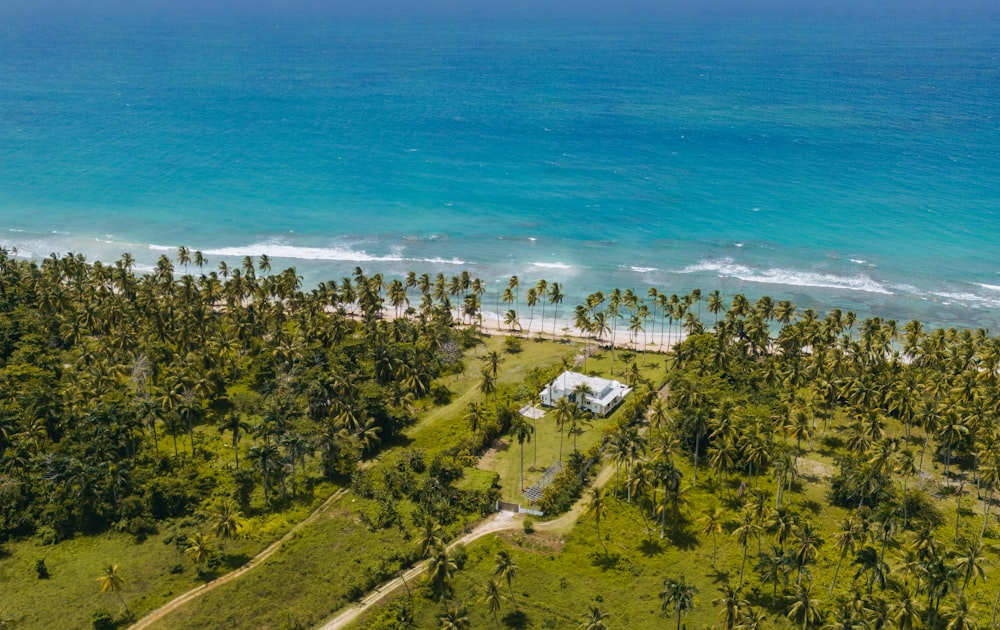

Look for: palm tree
[185,532,215,575]
[733,509,759,587]
[465,402,486,454]
[714,583,748,630]
[218,412,251,469]
[952,537,988,592]
[660,575,697,630]
[554,397,577,462]
[549,282,564,336]
[943,593,979,630]
[482,579,504,629]
[438,599,470,630]
[417,517,444,559]
[579,605,610,630]
[494,550,519,611]
[829,515,862,595]
[888,582,923,630]
[791,520,824,585]
[210,498,242,552]
[427,542,457,601]
[510,415,534,491]
[757,546,791,605]
[585,486,609,556]
[97,564,130,616]
[699,505,725,566]
[785,584,822,629]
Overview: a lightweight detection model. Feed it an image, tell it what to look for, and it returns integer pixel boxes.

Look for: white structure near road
[540,371,632,416]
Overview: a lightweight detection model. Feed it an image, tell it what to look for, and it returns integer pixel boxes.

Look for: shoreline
[398,307,686,355]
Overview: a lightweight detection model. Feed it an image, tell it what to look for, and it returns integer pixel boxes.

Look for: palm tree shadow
[668,527,699,551]
[502,610,529,628]
[638,538,666,557]
[222,553,253,570]
[590,551,621,570]
[707,568,731,584]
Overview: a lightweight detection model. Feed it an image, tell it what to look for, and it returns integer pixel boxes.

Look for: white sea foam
[978,283,1000,292]
[532,262,572,270]
[148,244,174,251]
[850,259,867,265]
[681,258,893,295]
[630,266,657,273]
[202,242,465,265]
[932,291,1000,308]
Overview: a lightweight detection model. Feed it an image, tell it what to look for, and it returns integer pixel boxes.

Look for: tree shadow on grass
[667,526,699,551]
[590,551,622,570]
[707,567,731,585]
[222,552,253,570]
[800,499,823,515]
[820,435,845,453]
[502,610,529,628]
[638,537,666,557]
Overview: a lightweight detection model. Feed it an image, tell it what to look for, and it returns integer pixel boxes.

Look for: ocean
[2,6,999,331]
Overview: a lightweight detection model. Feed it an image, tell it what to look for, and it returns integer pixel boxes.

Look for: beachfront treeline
[0,248,995,535]
[1,247,1000,625]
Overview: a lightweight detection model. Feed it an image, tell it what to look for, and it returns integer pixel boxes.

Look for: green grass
[145,501,417,630]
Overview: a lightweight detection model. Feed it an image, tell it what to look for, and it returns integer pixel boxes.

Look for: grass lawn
[144,500,418,630]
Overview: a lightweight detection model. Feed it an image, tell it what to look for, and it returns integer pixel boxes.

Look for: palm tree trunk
[739,545,747,587]
[980,487,994,544]
[520,441,525,491]
[830,551,846,596]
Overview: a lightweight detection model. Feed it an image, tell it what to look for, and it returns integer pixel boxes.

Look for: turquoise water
[2,9,999,329]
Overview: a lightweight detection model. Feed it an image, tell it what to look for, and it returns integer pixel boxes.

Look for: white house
[540,371,632,416]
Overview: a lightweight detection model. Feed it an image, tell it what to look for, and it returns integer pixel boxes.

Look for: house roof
[546,371,630,407]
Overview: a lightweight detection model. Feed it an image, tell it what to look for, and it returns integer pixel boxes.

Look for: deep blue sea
[2,6,999,330]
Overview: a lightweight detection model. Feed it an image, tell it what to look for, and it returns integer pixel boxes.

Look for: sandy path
[315,461,615,630]
[129,488,349,630]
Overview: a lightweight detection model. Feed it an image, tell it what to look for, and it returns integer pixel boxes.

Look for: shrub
[431,383,453,405]
[503,336,523,354]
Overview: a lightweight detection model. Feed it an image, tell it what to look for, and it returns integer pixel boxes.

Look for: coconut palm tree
[554,397,577,462]
[952,537,988,592]
[785,584,822,629]
[185,532,215,575]
[549,282,564,336]
[579,605,610,630]
[97,564,130,616]
[427,542,457,601]
[510,415,534,491]
[482,579,504,629]
[714,583,748,630]
[210,498,242,552]
[733,509,760,587]
[585,486,609,556]
[698,505,725,566]
[494,550,519,611]
[438,600,470,630]
[417,517,444,559]
[660,575,697,630]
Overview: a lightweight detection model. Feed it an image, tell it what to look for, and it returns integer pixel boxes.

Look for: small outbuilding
[540,371,632,416]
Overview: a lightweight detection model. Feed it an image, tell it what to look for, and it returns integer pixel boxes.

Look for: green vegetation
[2,248,1000,628]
